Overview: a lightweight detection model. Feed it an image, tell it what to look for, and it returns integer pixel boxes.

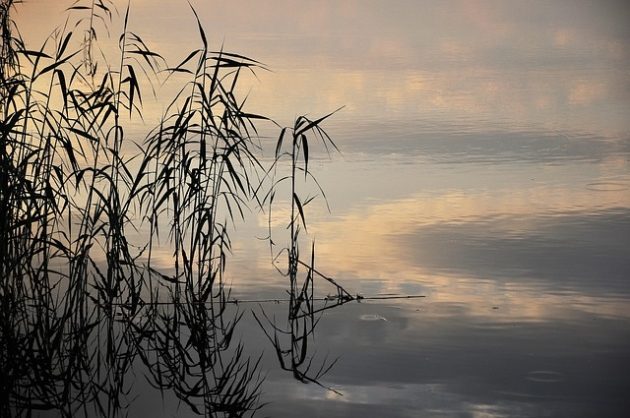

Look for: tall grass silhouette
[0,1,354,416]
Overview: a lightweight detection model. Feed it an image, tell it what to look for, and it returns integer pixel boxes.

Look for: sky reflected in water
[14,0,630,416]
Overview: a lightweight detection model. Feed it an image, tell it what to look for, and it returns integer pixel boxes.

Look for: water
[12,0,630,416]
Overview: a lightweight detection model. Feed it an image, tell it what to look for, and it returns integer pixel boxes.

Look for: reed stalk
[0,1,350,416]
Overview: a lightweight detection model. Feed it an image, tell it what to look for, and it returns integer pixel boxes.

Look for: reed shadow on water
[0,0,362,416]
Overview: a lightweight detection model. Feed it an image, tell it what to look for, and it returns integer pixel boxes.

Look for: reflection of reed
[138,285,263,417]
[254,251,354,392]
[0,276,263,417]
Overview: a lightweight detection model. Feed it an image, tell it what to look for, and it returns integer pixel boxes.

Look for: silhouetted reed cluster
[1,1,354,417]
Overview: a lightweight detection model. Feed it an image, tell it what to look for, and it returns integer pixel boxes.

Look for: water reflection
[8,0,630,416]
[396,209,630,291]
[16,0,630,133]
[330,120,630,163]
[0,273,263,417]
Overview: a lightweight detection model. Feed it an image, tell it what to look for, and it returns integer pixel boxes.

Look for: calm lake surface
[15,1,630,416]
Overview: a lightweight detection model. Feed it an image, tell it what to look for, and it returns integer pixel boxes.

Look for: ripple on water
[585,181,629,192]
[359,314,388,322]
[526,370,564,383]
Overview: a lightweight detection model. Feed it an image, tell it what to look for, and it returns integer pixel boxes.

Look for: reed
[252,111,355,392]
[0,1,351,416]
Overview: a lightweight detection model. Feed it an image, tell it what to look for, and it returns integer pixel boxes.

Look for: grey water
[15,0,630,416]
